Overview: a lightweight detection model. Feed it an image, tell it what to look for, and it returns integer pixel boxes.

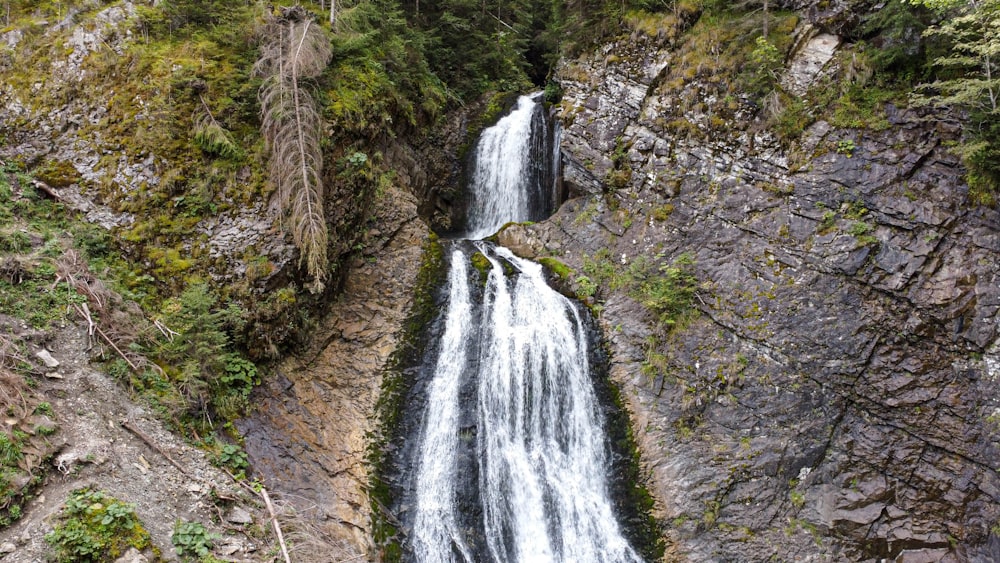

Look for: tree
[255,8,333,293]
[908,0,1000,199]
[909,0,999,113]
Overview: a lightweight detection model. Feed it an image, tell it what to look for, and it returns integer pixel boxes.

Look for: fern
[256,8,333,293]
[193,112,241,160]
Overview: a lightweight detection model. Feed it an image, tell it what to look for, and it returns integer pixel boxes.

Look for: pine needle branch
[193,95,242,160]
[256,8,333,293]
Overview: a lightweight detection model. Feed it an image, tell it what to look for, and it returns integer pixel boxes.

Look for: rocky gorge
[1,0,999,561]
[499,17,1000,563]
[237,15,1000,560]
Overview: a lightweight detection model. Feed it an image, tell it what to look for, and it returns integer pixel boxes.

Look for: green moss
[537,257,573,281]
[651,203,675,222]
[368,233,446,561]
[817,210,837,235]
[601,347,667,561]
[34,159,82,189]
[470,251,491,281]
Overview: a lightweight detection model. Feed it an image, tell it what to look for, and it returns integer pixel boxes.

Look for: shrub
[172,520,218,558]
[631,253,698,329]
[575,275,598,298]
[45,489,151,562]
[211,443,249,474]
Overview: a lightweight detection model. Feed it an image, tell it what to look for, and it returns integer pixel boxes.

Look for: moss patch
[368,233,446,562]
[537,256,573,281]
[470,251,491,281]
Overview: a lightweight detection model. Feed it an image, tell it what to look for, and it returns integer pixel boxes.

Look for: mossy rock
[470,251,491,281]
[651,203,675,222]
[537,257,572,281]
[34,159,82,189]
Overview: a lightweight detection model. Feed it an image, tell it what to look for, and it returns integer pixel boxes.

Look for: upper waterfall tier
[463,93,558,240]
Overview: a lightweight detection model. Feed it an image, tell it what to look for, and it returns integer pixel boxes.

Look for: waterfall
[476,245,642,563]
[464,93,555,240]
[411,252,475,563]
[407,94,644,562]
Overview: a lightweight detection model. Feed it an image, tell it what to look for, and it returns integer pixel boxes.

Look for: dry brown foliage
[255,8,333,294]
[0,334,32,419]
[54,249,153,372]
[271,496,367,563]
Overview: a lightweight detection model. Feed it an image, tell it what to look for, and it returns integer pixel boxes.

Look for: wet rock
[496,223,544,258]
[238,186,430,554]
[542,18,1000,561]
[112,548,148,563]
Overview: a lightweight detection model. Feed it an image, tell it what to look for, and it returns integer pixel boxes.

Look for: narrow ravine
[405,94,644,562]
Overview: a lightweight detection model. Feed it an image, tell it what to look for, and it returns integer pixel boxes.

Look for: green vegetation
[537,257,572,281]
[1,157,261,496]
[905,0,1000,203]
[582,248,699,330]
[575,275,598,298]
[45,488,153,562]
[790,488,805,509]
[651,203,675,221]
[172,520,218,559]
[470,251,492,281]
[836,139,857,157]
[208,441,251,477]
[632,252,698,329]
[152,283,258,420]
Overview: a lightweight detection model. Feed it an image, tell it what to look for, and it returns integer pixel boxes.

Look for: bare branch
[256,11,333,293]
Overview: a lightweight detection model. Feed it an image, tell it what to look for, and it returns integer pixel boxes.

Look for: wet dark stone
[535,31,1000,560]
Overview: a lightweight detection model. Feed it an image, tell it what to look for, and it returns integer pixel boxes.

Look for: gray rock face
[237,185,429,557]
[526,25,1000,562]
[112,547,148,563]
[0,4,296,289]
[781,28,840,95]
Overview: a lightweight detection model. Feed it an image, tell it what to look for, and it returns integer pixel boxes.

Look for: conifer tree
[908,0,1000,197]
[255,8,333,293]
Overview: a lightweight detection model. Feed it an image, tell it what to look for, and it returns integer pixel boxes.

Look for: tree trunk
[763,0,769,37]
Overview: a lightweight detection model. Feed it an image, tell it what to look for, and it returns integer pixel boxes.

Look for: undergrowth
[1,157,259,493]
[45,488,153,562]
[578,248,700,332]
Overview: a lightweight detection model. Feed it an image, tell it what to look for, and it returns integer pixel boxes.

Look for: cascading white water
[476,245,642,563]
[411,253,475,563]
[464,93,551,240]
[408,94,643,562]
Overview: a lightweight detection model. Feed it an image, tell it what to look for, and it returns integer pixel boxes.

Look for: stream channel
[387,93,650,563]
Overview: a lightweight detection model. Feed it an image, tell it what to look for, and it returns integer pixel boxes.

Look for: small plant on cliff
[45,488,152,562]
[745,36,783,97]
[193,102,242,161]
[632,252,699,330]
[835,139,857,157]
[207,441,250,477]
[172,520,218,559]
[256,7,333,293]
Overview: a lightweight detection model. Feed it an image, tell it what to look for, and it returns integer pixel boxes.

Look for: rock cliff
[500,17,1000,562]
[4,2,999,562]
